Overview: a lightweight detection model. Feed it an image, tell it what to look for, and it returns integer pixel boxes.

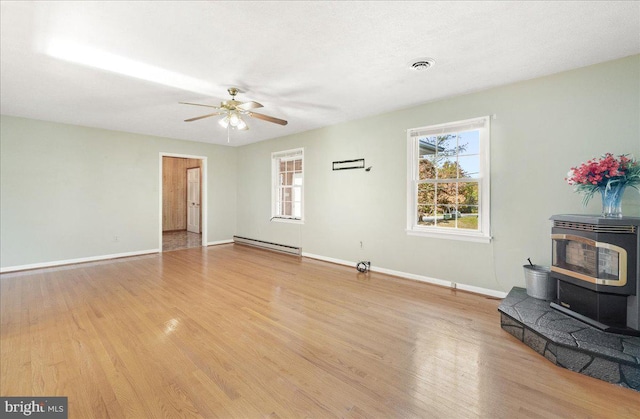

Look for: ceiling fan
[179,87,288,132]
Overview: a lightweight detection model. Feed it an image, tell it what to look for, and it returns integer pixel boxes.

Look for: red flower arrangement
[565,153,639,206]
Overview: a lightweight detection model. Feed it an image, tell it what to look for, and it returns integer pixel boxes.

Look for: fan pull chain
[227,124,230,143]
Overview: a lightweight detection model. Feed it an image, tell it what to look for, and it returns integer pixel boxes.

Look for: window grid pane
[416,178,480,231]
[274,154,303,219]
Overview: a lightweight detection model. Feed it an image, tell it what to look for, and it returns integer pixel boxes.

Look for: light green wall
[236,55,640,293]
[2,56,638,289]
[0,116,237,268]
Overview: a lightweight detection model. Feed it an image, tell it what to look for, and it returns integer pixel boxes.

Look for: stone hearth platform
[498,287,640,391]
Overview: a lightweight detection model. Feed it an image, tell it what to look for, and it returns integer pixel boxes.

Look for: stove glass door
[551,234,627,287]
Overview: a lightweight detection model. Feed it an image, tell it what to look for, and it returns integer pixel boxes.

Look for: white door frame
[159,152,208,249]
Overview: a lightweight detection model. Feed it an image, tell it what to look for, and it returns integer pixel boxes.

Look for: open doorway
[160,153,207,252]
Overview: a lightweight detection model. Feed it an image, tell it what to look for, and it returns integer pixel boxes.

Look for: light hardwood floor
[1,245,638,418]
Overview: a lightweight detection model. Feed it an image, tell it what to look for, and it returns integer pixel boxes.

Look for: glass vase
[600,183,626,218]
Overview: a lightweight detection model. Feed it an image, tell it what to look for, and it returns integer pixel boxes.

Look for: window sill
[271,217,304,225]
[406,228,492,243]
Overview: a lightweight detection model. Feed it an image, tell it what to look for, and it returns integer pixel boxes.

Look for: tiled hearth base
[498,287,640,391]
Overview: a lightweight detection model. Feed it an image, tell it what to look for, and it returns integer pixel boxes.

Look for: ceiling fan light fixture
[219,111,247,130]
[181,86,287,135]
[218,115,230,128]
[236,118,248,130]
[229,112,241,127]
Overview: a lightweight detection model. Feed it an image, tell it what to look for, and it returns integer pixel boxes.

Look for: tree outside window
[417,132,479,230]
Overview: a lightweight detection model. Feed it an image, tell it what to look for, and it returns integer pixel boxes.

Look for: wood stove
[549,214,640,336]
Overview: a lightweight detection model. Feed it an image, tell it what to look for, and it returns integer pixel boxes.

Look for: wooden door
[186,167,201,233]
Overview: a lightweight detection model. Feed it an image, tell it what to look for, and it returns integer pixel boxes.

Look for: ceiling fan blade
[237,101,263,111]
[248,112,288,126]
[184,112,224,122]
[179,101,221,109]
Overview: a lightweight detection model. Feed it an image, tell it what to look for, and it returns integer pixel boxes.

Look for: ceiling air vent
[410,58,435,71]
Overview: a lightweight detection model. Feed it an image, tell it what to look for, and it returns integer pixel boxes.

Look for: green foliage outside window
[417,134,479,230]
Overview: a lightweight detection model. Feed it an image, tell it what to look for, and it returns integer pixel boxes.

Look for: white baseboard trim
[371,265,454,288]
[455,283,507,299]
[301,252,354,268]
[301,251,506,299]
[207,239,234,246]
[0,249,160,274]
[1,240,234,274]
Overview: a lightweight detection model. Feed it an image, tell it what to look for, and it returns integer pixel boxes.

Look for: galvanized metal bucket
[523,265,556,300]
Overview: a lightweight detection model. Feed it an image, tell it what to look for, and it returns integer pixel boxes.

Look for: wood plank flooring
[1,244,638,418]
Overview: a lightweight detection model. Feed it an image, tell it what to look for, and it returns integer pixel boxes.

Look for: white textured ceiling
[1,1,639,147]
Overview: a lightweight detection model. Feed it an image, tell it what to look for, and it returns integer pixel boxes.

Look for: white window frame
[271,148,304,224]
[406,116,491,243]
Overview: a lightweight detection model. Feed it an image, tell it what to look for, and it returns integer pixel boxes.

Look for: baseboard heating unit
[233,236,302,256]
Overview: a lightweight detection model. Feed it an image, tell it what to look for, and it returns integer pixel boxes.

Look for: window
[407,116,491,242]
[272,148,304,222]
